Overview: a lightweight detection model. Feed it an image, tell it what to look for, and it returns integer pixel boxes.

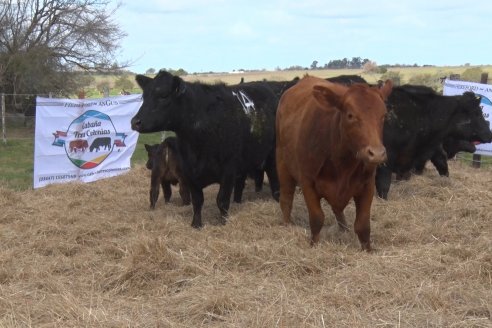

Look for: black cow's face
[454,92,492,144]
[131,71,186,133]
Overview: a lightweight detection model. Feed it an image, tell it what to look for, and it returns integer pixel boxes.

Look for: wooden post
[471,73,489,168]
[1,94,6,144]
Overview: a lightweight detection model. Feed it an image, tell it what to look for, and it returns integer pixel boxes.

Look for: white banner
[443,79,492,156]
[34,95,142,188]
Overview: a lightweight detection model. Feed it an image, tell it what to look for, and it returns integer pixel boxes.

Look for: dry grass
[0,160,491,327]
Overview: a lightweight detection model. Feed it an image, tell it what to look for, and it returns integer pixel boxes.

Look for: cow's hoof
[191,222,203,229]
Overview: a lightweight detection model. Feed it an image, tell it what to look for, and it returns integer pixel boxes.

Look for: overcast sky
[111,0,492,74]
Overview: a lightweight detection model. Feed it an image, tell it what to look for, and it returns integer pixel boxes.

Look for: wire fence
[1,93,45,143]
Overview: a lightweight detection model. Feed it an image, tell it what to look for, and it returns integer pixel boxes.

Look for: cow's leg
[190,187,204,229]
[353,184,375,252]
[277,160,295,225]
[217,170,235,225]
[149,172,160,209]
[233,173,246,203]
[254,169,264,192]
[413,159,427,175]
[264,152,280,202]
[331,207,349,232]
[375,165,392,200]
[162,180,172,203]
[178,181,191,206]
[302,184,324,245]
[430,149,449,177]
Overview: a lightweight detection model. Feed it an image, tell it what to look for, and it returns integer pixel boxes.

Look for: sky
[111,0,492,74]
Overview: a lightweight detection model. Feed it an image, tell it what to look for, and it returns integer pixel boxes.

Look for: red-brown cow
[276,76,392,251]
[69,139,88,153]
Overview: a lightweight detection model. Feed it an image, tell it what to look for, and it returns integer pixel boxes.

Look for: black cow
[327,74,368,85]
[131,71,279,228]
[145,137,191,208]
[90,137,112,152]
[376,85,492,199]
[413,137,480,177]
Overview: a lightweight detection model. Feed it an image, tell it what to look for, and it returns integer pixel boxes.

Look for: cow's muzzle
[131,117,141,132]
[358,145,387,164]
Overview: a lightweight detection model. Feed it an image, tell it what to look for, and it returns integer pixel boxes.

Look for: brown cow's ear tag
[312,85,342,109]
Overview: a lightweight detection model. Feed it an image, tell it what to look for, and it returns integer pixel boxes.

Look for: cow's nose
[362,146,387,164]
[131,118,141,131]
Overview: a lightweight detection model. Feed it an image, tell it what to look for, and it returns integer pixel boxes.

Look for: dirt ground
[0,160,490,327]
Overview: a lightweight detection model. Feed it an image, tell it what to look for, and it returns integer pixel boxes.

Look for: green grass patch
[0,138,35,190]
[455,152,492,168]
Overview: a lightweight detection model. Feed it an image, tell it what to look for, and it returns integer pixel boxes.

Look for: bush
[96,80,111,95]
[380,71,401,86]
[408,74,443,92]
[114,75,134,92]
[461,67,484,82]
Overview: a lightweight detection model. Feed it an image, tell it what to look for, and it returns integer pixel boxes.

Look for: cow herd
[131,71,492,251]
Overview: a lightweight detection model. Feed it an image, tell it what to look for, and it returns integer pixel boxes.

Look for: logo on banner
[52,110,127,169]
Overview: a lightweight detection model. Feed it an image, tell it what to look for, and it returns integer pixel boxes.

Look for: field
[0,160,491,327]
[85,65,492,96]
[0,66,491,326]
[182,65,492,86]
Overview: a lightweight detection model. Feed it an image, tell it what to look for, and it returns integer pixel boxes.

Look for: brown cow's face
[340,81,392,164]
[144,143,159,170]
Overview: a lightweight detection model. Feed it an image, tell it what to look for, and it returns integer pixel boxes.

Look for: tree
[146,68,156,75]
[362,60,378,73]
[349,57,362,68]
[310,60,318,70]
[0,0,127,98]
[114,75,134,92]
[380,71,402,86]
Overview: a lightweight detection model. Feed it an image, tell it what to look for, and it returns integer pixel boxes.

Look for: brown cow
[276,76,393,251]
[69,139,88,153]
[145,137,191,208]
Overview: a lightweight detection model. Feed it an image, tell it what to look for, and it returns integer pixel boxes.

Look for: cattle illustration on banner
[51,110,127,169]
[34,95,142,189]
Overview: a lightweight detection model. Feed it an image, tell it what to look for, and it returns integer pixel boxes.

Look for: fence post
[471,73,489,168]
[1,93,6,144]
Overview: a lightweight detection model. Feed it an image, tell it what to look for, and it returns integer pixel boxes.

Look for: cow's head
[313,80,393,165]
[452,92,492,144]
[131,71,187,133]
[144,143,159,170]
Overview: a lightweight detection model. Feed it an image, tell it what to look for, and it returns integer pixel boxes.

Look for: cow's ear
[136,75,152,89]
[475,94,482,103]
[173,76,187,96]
[312,84,342,110]
[378,79,393,100]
